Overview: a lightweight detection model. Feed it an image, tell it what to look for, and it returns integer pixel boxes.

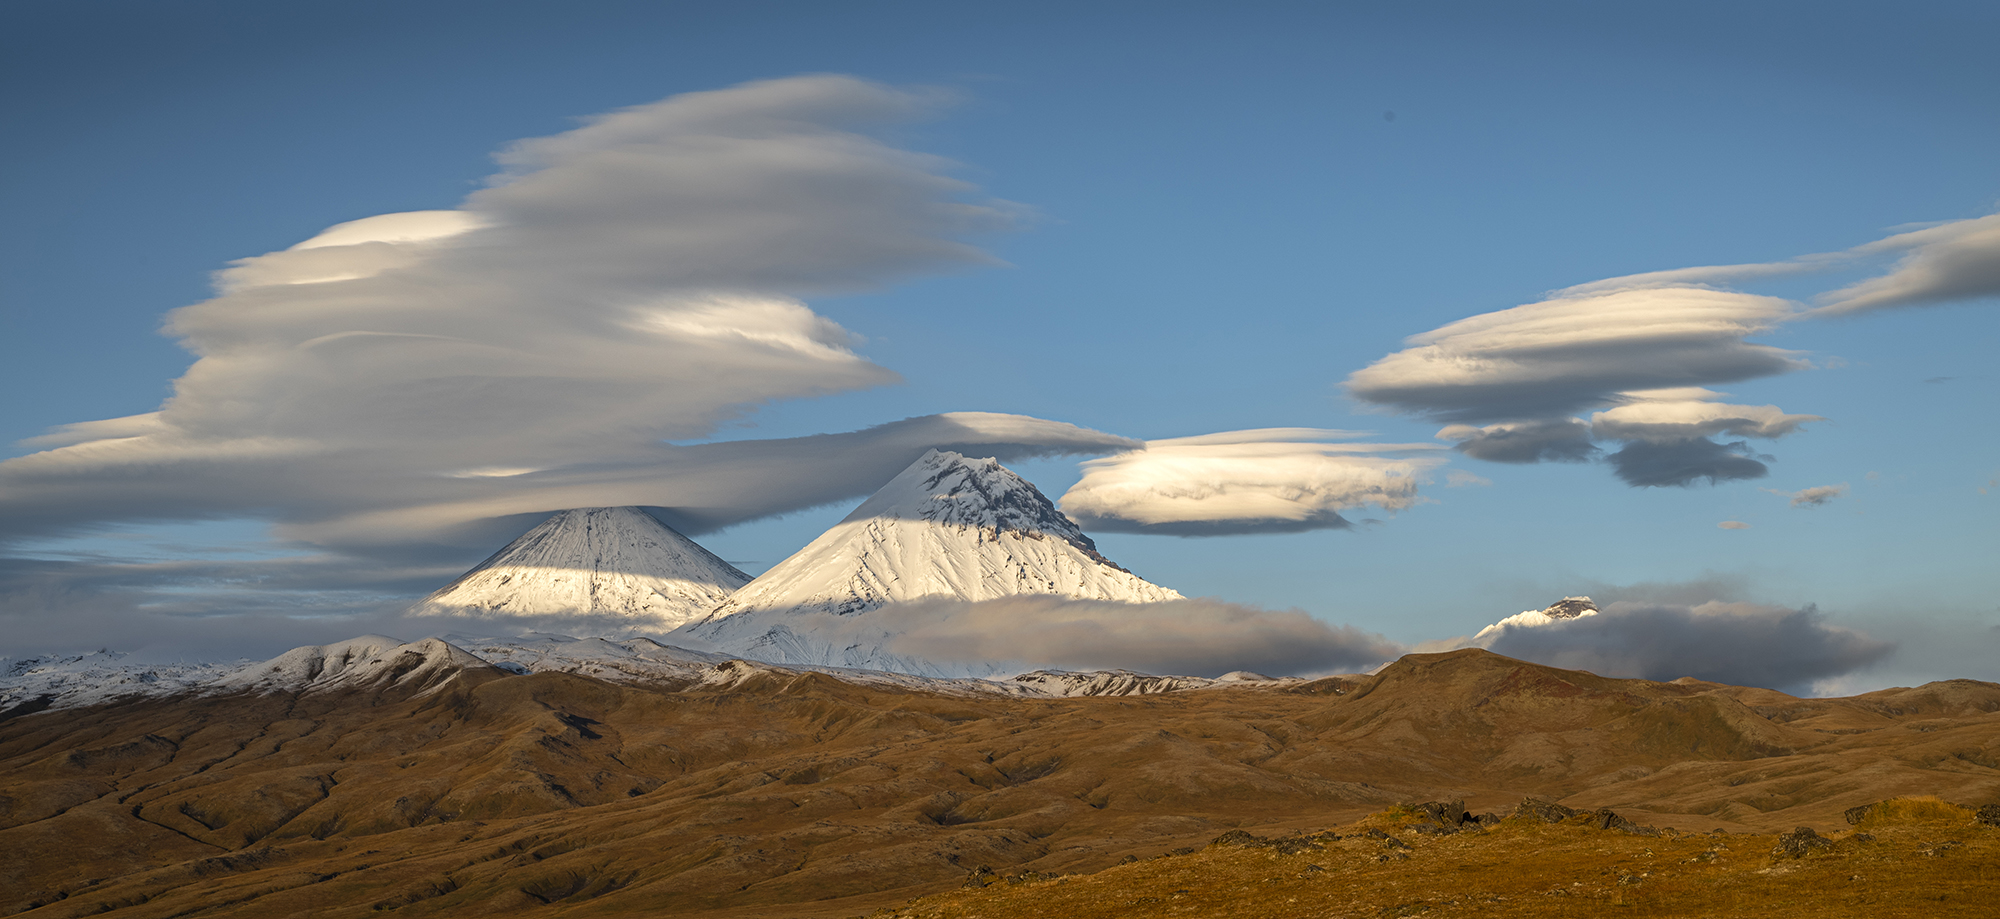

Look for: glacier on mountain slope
[408,506,750,630]
[671,449,1183,675]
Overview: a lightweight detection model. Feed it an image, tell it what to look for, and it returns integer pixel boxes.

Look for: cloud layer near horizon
[0,77,1132,558]
[1479,600,1894,692]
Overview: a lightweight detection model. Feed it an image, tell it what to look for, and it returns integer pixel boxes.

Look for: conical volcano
[671,450,1180,672]
[409,506,750,629]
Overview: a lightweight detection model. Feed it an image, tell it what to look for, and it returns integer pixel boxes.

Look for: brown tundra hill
[2,645,1997,917]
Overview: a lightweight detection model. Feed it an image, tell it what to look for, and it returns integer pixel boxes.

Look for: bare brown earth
[2,648,1997,917]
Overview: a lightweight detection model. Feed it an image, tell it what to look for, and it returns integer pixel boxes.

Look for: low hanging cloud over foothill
[867,596,1403,677]
[1056,429,1444,535]
[0,77,1140,564]
[1344,208,2000,488]
[1472,599,1894,693]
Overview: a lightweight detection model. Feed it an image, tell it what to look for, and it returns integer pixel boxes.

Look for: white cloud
[1058,429,1444,535]
[1768,483,1849,507]
[1589,398,1822,442]
[1347,286,1826,488]
[1346,207,2000,489]
[1345,286,1806,424]
[287,412,1138,550]
[288,210,489,250]
[0,77,1117,560]
[1444,469,1492,488]
[1818,213,2000,313]
[1556,210,2000,315]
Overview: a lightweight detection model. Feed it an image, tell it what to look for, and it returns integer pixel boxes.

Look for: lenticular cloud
[1345,287,1823,487]
[1058,429,1444,535]
[0,76,1113,558]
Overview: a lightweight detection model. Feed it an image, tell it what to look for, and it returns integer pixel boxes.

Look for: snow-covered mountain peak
[1470,596,1603,646]
[672,450,1182,674]
[217,635,494,695]
[848,449,1098,552]
[409,506,750,630]
[1540,596,1599,620]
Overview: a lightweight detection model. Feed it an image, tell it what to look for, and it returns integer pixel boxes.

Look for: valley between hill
[3,648,1997,917]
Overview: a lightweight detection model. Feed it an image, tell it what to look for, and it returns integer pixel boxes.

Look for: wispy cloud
[1717,520,1751,530]
[1767,483,1850,507]
[1557,211,2000,315]
[1816,213,2000,313]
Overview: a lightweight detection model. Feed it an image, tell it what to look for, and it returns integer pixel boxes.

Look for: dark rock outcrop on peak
[1540,596,1600,619]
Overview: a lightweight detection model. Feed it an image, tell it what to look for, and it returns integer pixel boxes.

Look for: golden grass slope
[0,648,1996,917]
[874,797,2000,919]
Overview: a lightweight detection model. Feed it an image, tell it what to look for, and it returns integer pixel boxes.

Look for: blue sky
[3,0,1996,689]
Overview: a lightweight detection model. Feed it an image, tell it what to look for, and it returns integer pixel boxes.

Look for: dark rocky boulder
[1772,826,1833,859]
[1515,798,1579,823]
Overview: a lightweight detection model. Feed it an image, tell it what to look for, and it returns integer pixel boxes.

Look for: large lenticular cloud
[1059,429,1444,535]
[1343,207,2000,489]
[0,77,1126,558]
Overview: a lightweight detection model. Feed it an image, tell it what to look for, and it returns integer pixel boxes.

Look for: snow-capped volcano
[671,449,1181,673]
[408,506,749,630]
[1471,595,1601,646]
